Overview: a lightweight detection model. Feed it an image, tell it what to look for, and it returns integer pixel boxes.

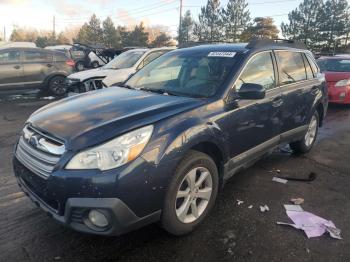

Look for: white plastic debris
[248,205,253,209]
[284,204,304,212]
[260,205,269,212]
[272,177,288,184]
[237,200,244,206]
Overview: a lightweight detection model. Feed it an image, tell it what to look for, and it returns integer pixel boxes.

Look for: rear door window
[0,50,20,63]
[24,50,51,62]
[236,51,276,90]
[275,51,307,85]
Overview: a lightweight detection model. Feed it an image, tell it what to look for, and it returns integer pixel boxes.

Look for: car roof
[124,48,149,53]
[175,42,308,55]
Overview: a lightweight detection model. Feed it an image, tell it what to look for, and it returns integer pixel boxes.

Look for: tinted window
[125,51,237,98]
[0,50,20,63]
[276,51,306,84]
[317,58,350,72]
[303,54,314,79]
[24,50,51,62]
[236,52,276,90]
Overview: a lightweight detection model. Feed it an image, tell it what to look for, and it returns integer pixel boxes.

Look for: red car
[317,56,350,104]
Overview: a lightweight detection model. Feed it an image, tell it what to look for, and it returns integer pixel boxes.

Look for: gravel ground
[0,93,349,262]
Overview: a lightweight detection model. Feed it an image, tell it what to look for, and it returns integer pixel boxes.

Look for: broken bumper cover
[16,176,161,236]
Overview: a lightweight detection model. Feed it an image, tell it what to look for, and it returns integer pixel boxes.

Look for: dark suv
[13,40,328,236]
[0,47,75,95]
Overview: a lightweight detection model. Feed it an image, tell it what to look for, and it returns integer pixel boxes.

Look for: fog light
[88,209,109,228]
[340,92,346,98]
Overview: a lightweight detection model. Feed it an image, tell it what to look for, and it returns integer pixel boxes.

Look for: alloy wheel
[305,114,318,147]
[175,167,213,224]
[50,77,66,96]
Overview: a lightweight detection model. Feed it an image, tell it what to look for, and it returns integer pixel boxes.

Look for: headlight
[66,125,153,171]
[335,79,350,87]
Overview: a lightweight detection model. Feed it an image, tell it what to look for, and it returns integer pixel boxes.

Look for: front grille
[15,125,65,179]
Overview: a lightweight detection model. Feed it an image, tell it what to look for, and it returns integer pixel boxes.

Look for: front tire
[91,61,99,68]
[161,150,219,236]
[290,111,319,154]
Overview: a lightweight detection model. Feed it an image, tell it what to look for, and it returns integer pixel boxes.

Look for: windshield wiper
[139,87,178,96]
[119,83,135,90]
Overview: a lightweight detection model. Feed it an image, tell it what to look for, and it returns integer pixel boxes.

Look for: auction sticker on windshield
[208,52,236,58]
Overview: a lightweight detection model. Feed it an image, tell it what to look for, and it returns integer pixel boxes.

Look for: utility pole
[178,0,183,43]
[53,16,56,38]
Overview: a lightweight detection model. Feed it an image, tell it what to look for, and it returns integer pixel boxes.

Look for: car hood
[29,88,203,150]
[68,68,117,81]
[324,71,350,83]
[102,68,135,86]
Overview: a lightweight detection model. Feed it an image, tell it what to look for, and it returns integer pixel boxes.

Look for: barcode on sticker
[208,52,236,58]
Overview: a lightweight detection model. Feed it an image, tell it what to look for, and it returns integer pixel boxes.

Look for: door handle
[14,65,20,69]
[47,64,53,67]
[272,97,283,107]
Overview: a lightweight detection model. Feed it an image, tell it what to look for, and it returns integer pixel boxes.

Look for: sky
[0,0,305,40]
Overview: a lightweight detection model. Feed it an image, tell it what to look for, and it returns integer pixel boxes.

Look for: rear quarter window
[53,51,69,62]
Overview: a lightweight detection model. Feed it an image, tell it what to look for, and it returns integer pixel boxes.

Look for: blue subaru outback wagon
[13,39,328,236]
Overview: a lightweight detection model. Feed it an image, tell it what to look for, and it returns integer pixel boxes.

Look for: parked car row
[65,47,175,93]
[13,39,329,237]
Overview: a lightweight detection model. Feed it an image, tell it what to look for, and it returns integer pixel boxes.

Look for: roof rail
[177,41,229,49]
[246,38,307,50]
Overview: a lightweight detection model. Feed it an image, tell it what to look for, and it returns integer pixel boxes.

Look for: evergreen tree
[76,14,103,45]
[102,17,121,48]
[123,23,149,46]
[241,17,279,41]
[150,32,171,47]
[319,0,349,50]
[178,10,195,44]
[222,0,251,42]
[281,0,323,50]
[193,0,224,41]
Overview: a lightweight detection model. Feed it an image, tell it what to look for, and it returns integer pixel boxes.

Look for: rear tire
[290,111,319,154]
[161,150,219,236]
[48,76,67,96]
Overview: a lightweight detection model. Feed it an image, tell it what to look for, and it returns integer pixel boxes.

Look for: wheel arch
[43,73,68,88]
[190,141,226,186]
[316,102,324,127]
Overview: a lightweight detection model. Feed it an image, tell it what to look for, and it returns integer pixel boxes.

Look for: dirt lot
[1,92,350,262]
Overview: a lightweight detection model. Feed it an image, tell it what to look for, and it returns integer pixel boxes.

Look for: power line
[56,0,178,22]
[55,7,179,24]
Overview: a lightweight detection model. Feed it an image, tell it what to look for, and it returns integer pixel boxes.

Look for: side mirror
[238,83,266,100]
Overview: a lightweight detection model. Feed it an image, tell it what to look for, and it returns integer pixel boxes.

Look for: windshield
[125,51,237,98]
[317,58,350,72]
[104,50,146,69]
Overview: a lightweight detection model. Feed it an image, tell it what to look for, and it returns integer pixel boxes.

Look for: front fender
[141,116,229,166]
